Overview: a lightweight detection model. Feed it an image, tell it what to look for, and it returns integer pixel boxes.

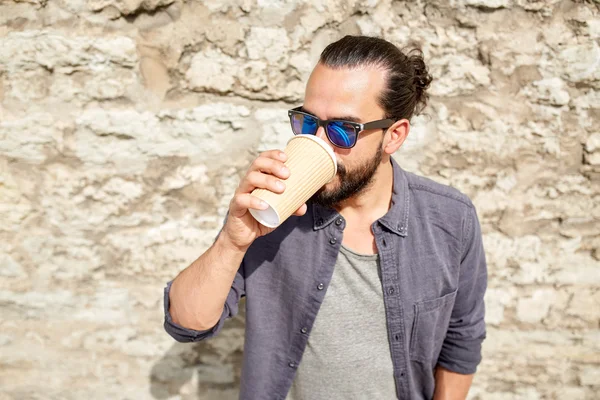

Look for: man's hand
[433,366,474,400]
[223,149,307,250]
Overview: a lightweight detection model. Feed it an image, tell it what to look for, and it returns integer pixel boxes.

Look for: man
[164,35,487,400]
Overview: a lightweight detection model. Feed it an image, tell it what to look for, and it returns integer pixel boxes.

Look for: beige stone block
[255,107,293,151]
[205,17,246,56]
[140,56,171,99]
[0,333,13,347]
[47,67,137,103]
[516,289,557,324]
[38,163,156,236]
[579,366,600,386]
[560,217,600,238]
[0,254,26,279]
[586,133,600,153]
[245,27,290,67]
[0,3,38,26]
[484,328,599,365]
[102,218,219,278]
[566,290,600,324]
[549,387,589,399]
[478,17,544,73]
[0,112,56,162]
[529,78,570,106]
[298,7,329,36]
[429,53,491,96]
[238,60,268,92]
[485,287,515,325]
[511,261,551,285]
[462,0,511,9]
[0,30,137,72]
[196,389,239,400]
[289,50,313,78]
[132,5,179,31]
[573,89,600,110]
[0,289,77,320]
[356,15,383,36]
[160,164,209,191]
[560,42,600,86]
[186,49,237,93]
[482,232,542,271]
[0,163,35,233]
[73,103,252,172]
[87,0,175,15]
[589,19,600,39]
[136,2,209,69]
[2,69,50,103]
[586,152,600,165]
[549,258,600,285]
[22,235,103,281]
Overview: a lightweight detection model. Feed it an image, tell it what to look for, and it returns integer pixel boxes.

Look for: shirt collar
[312,157,409,236]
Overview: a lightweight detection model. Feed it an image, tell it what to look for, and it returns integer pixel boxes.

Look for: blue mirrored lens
[327,121,356,147]
[292,113,318,135]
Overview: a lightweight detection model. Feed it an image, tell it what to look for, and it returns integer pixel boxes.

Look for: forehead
[303,63,387,121]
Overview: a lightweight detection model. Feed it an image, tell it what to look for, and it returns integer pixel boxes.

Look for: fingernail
[281,166,289,175]
[276,181,285,190]
[279,152,287,160]
[260,201,269,209]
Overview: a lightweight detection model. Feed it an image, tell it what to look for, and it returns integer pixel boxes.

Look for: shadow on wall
[150,301,246,400]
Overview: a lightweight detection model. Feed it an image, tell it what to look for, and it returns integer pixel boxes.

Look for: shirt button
[329,237,337,245]
[317,283,324,290]
[335,218,343,226]
[301,327,308,334]
[388,287,395,295]
[288,362,296,368]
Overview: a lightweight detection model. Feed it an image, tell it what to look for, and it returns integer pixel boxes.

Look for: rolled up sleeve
[163,263,246,343]
[437,205,487,374]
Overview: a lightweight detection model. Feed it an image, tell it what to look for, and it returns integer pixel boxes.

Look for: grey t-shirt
[286,244,397,399]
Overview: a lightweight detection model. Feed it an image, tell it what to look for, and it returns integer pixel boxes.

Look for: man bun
[408,48,433,116]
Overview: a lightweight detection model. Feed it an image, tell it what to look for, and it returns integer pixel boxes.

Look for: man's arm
[168,230,247,331]
[435,204,487,396]
[433,366,474,400]
[163,149,305,342]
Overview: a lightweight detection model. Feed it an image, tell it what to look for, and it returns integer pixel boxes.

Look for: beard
[309,144,383,209]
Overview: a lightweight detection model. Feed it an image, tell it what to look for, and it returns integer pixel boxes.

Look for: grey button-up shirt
[163,157,487,400]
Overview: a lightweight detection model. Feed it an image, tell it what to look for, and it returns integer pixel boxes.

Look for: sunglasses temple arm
[363,119,395,130]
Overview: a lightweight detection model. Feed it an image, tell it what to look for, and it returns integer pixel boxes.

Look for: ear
[383,119,410,155]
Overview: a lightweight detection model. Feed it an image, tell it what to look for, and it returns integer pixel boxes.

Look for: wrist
[216,228,251,254]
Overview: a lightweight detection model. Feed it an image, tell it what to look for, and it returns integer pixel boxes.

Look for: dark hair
[319,35,433,121]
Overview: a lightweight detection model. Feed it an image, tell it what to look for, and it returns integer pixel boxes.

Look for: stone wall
[1,0,599,399]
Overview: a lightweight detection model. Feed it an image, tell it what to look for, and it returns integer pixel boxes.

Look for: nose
[315,126,328,142]
[315,126,337,154]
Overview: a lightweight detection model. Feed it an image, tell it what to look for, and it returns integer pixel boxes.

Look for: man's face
[302,63,389,209]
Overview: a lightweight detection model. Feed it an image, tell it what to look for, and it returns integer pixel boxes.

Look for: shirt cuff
[436,336,484,375]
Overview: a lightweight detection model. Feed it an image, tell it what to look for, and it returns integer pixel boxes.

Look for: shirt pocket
[409,289,457,364]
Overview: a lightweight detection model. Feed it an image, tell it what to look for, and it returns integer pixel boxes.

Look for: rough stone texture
[0,0,598,399]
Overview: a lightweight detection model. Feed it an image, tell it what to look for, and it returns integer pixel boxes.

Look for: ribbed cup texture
[251,136,336,226]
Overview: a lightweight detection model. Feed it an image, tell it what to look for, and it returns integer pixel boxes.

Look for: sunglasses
[287,106,395,149]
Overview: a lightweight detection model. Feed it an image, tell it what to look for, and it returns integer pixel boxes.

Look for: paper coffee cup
[249,135,337,228]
